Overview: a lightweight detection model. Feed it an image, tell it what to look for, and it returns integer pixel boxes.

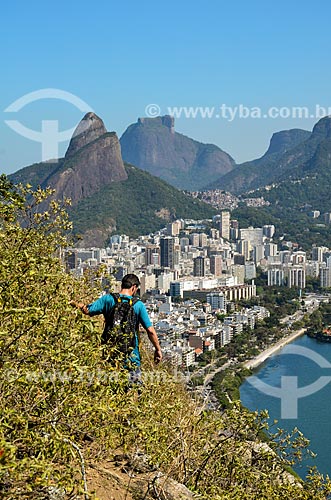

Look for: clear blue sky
[1,0,331,174]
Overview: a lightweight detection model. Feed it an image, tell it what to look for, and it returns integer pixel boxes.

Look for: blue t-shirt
[87,294,152,367]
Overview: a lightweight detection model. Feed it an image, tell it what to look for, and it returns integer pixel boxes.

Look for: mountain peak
[65,112,107,158]
[120,115,235,190]
[17,112,128,207]
[264,128,311,156]
[138,115,175,133]
[312,115,331,138]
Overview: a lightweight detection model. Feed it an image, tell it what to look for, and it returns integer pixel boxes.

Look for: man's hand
[70,300,89,315]
[154,348,162,364]
[146,327,162,364]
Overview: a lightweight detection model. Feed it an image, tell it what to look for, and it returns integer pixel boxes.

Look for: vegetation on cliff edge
[1,175,331,499]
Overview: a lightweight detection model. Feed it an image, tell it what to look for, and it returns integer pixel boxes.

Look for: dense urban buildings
[64,211,330,368]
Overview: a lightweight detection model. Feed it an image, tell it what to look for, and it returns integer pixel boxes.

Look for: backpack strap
[110,292,121,304]
[110,292,140,307]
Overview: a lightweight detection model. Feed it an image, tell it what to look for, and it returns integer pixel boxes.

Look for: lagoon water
[240,334,331,479]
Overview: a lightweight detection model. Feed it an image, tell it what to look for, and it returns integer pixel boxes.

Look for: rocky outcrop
[138,115,175,133]
[52,132,127,205]
[88,457,196,500]
[120,115,235,190]
[74,224,116,247]
[30,113,128,206]
[311,114,331,138]
[264,129,311,156]
[65,112,108,158]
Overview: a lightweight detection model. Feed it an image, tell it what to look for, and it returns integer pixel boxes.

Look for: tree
[0,178,118,495]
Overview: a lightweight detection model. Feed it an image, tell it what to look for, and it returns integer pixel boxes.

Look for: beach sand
[243,328,306,370]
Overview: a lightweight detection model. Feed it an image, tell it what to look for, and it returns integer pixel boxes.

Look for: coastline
[243,328,306,371]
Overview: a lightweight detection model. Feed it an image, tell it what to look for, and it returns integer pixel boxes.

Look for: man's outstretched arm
[70,300,90,315]
[146,326,162,364]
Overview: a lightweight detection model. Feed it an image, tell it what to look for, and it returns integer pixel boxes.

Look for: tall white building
[199,233,208,248]
[267,267,285,286]
[253,245,264,264]
[180,237,190,251]
[219,211,230,240]
[306,261,319,278]
[324,213,331,224]
[166,221,181,236]
[210,254,223,276]
[245,262,256,280]
[145,244,159,265]
[189,233,200,247]
[140,273,156,295]
[264,243,278,258]
[210,228,220,240]
[287,265,306,289]
[239,227,263,246]
[320,264,331,288]
[312,246,325,262]
[158,272,174,293]
[221,325,233,345]
[238,239,251,260]
[232,265,245,284]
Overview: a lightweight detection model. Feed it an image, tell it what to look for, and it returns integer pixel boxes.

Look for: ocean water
[240,334,331,479]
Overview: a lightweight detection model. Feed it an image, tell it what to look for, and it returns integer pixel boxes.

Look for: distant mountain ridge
[227,115,331,249]
[10,112,331,247]
[206,127,312,193]
[120,115,235,190]
[9,113,216,245]
[252,119,331,213]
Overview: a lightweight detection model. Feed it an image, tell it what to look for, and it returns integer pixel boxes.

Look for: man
[71,274,162,380]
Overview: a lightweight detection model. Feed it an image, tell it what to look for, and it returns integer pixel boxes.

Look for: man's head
[121,273,140,295]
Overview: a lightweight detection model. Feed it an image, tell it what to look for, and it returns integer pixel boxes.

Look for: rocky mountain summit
[264,128,311,156]
[59,114,127,204]
[9,113,215,245]
[51,113,127,204]
[65,112,108,157]
[11,112,127,206]
[120,115,235,190]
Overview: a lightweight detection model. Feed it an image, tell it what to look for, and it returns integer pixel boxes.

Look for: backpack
[101,293,140,359]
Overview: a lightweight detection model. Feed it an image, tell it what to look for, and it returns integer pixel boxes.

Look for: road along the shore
[243,328,306,371]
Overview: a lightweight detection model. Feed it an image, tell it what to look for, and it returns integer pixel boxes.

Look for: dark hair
[121,273,140,289]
